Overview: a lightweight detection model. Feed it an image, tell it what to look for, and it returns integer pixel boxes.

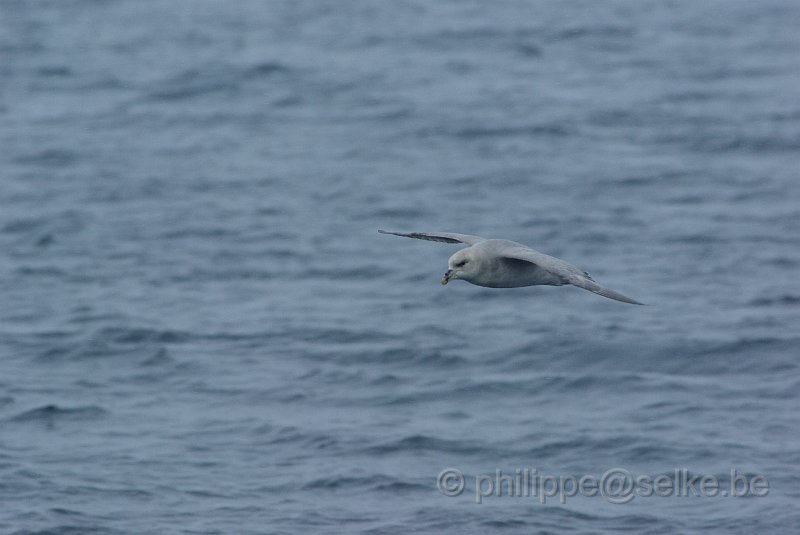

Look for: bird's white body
[452,239,567,288]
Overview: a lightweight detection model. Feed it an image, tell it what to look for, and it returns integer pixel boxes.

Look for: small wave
[516,43,542,57]
[749,294,800,307]
[242,61,292,79]
[482,519,528,529]
[160,227,238,239]
[364,434,487,456]
[9,404,109,424]
[364,207,430,219]
[12,149,79,168]
[14,526,118,535]
[588,108,645,127]
[138,347,175,367]
[550,25,634,41]
[37,341,121,362]
[702,336,797,357]
[36,327,192,363]
[414,26,526,48]
[522,436,598,457]
[375,377,536,406]
[164,268,281,284]
[301,474,424,493]
[664,234,726,244]
[36,66,73,77]
[452,123,572,139]
[524,434,679,461]
[669,131,800,154]
[297,328,399,345]
[369,374,403,386]
[336,348,467,369]
[96,327,192,345]
[15,265,66,277]
[50,507,87,517]
[299,265,387,281]
[36,234,54,247]
[765,256,798,268]
[662,90,716,103]
[144,61,292,103]
[144,68,238,102]
[666,194,706,205]
[256,425,343,452]
[2,217,47,233]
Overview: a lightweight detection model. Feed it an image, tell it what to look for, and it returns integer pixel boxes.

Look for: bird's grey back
[475,239,587,281]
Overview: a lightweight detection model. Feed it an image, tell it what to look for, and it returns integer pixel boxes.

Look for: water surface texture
[1,1,799,533]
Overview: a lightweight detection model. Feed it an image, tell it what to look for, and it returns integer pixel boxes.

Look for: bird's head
[441,249,476,285]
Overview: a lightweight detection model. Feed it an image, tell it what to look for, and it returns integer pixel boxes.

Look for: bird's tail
[569,276,644,305]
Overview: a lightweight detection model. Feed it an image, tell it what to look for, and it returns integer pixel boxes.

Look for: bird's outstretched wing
[378,230,486,246]
[501,246,644,305]
[567,276,644,305]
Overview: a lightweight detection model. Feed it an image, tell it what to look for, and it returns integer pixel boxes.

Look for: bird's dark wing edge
[378,230,485,245]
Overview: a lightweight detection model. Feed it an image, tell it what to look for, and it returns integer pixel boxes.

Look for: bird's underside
[378,230,644,305]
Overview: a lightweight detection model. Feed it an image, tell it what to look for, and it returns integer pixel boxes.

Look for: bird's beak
[441,269,455,285]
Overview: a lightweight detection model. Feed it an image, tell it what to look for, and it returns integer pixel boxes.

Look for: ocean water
[1,0,799,533]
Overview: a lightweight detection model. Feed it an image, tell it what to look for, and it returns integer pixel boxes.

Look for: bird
[378,230,644,305]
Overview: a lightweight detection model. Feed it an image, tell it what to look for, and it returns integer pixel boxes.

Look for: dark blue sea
[1,1,799,533]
